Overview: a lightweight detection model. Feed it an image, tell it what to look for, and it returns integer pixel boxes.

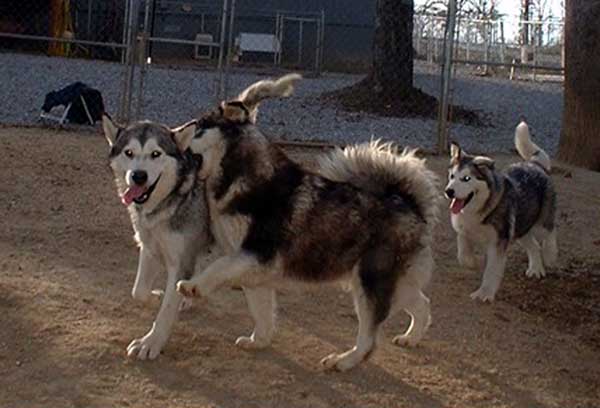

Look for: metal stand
[436,0,458,154]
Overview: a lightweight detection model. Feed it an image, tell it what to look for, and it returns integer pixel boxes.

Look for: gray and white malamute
[102,116,212,359]
[175,75,440,371]
[445,121,558,302]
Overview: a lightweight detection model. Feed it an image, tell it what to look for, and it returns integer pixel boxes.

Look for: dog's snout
[132,170,148,185]
[445,188,455,199]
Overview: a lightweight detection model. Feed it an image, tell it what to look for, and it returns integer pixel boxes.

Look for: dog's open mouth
[450,192,474,214]
[122,176,161,206]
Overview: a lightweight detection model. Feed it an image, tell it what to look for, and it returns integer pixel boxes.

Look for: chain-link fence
[126,0,448,150]
[415,15,564,77]
[437,12,564,155]
[0,0,131,124]
[0,0,565,156]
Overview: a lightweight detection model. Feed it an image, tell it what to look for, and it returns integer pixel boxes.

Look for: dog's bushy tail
[236,73,302,122]
[318,140,440,236]
[515,120,551,171]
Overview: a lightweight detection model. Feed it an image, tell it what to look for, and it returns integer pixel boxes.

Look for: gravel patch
[0,52,563,154]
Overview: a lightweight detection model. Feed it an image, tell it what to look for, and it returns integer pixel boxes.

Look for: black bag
[41,82,105,125]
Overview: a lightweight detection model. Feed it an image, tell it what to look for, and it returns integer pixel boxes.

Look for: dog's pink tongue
[122,185,146,206]
[450,198,465,214]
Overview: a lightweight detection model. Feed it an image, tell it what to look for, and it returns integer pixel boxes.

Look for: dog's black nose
[132,170,148,185]
[445,188,455,199]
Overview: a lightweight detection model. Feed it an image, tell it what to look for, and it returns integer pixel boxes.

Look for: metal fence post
[223,0,236,100]
[121,0,131,64]
[436,0,458,154]
[134,0,151,120]
[119,0,140,123]
[215,0,229,103]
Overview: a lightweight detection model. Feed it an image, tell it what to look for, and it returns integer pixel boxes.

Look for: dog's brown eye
[124,149,133,158]
[450,174,455,180]
[461,176,471,182]
[151,151,162,159]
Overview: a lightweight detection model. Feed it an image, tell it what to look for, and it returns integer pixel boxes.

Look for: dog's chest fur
[451,212,497,242]
[132,214,185,265]
[208,199,249,253]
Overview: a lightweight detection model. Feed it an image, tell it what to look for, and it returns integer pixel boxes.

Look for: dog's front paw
[176,280,201,298]
[470,286,496,302]
[126,328,168,360]
[152,289,193,311]
[235,335,270,350]
[525,265,546,279]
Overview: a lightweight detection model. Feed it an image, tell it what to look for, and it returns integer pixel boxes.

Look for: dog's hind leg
[236,287,277,350]
[518,231,546,278]
[392,249,433,347]
[320,278,379,372]
[392,289,431,347]
[535,227,558,268]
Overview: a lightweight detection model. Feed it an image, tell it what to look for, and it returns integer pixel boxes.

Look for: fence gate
[274,12,324,73]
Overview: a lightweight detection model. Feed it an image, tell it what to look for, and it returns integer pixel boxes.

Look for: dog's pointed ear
[220,101,250,123]
[473,155,495,170]
[102,113,121,147]
[450,141,461,161]
[236,73,301,123]
[171,120,197,152]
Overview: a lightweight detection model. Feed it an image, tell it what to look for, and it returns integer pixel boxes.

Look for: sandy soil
[1,127,599,408]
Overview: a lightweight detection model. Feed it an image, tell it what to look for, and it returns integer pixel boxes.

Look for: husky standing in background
[103,116,212,360]
[175,74,440,371]
[445,120,558,302]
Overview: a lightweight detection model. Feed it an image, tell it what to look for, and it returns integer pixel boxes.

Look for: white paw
[151,289,193,311]
[176,280,201,297]
[235,335,270,350]
[525,265,546,279]
[319,350,361,372]
[126,327,167,360]
[470,286,496,302]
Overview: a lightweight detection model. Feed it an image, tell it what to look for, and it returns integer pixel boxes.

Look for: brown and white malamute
[175,75,440,371]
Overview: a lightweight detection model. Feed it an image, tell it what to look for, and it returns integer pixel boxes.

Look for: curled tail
[318,140,440,236]
[235,73,302,123]
[515,120,551,171]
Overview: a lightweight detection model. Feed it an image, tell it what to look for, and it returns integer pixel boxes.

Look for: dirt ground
[1,127,599,408]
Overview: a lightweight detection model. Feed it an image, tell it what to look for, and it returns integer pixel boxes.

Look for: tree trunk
[325,0,481,125]
[557,0,600,171]
[371,0,414,95]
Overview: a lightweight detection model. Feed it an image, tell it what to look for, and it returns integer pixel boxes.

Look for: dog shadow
[131,294,446,408]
